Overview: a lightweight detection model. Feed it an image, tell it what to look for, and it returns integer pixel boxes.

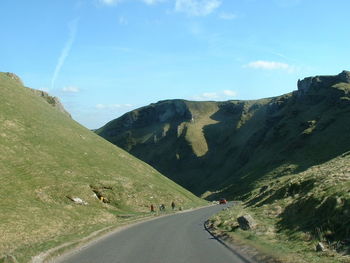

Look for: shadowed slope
[97,71,350,199]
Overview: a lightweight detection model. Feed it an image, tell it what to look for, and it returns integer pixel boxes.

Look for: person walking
[171,201,175,210]
[150,204,155,212]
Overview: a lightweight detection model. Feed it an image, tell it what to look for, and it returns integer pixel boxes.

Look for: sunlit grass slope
[0,72,204,261]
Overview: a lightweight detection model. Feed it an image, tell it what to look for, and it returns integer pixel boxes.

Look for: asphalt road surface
[55,204,249,263]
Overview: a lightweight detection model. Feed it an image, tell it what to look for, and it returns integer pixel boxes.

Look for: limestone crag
[101,99,192,137]
[28,88,71,118]
[3,72,71,118]
[297,70,350,93]
[5,72,23,85]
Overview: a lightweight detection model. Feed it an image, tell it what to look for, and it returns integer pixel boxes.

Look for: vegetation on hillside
[0,72,204,262]
[209,152,350,262]
[96,71,350,199]
[96,71,350,261]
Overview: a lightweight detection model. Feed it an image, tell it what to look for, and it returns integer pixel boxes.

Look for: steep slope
[0,72,203,261]
[96,71,350,198]
[27,87,72,117]
[208,150,350,262]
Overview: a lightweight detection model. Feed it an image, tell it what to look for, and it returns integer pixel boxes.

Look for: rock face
[297,70,350,93]
[67,196,88,205]
[3,72,71,118]
[237,215,257,230]
[102,100,192,136]
[28,88,71,118]
[316,242,326,252]
[4,72,23,85]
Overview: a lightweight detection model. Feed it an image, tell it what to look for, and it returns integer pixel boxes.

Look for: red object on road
[219,198,227,204]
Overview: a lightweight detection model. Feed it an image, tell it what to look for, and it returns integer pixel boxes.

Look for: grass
[0,72,205,262]
[209,153,350,262]
[95,71,350,261]
[96,78,350,197]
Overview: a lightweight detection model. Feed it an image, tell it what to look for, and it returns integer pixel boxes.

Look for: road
[55,204,250,263]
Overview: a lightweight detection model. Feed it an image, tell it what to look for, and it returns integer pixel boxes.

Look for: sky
[1,0,350,129]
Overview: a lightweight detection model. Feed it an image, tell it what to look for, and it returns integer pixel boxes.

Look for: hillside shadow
[195,93,350,200]
[275,196,350,246]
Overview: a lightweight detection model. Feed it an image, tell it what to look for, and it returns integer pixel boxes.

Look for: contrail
[51,18,79,90]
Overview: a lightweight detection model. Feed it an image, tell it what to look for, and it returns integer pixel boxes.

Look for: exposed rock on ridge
[101,99,192,137]
[297,70,350,93]
[4,72,23,85]
[3,72,71,118]
[27,88,71,118]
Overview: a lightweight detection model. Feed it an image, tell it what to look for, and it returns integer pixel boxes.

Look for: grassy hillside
[96,71,350,199]
[96,70,350,261]
[209,152,350,262]
[0,72,204,262]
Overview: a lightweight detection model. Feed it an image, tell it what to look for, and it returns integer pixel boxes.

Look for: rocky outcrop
[27,88,71,118]
[66,196,88,205]
[100,99,192,137]
[131,99,192,127]
[4,72,23,85]
[316,242,326,252]
[3,72,71,118]
[297,70,350,93]
[237,214,257,230]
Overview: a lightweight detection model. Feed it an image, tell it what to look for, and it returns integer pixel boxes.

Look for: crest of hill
[0,72,203,262]
[96,70,350,199]
[4,72,71,117]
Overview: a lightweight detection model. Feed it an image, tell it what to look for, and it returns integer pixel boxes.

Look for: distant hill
[0,72,203,261]
[96,71,350,199]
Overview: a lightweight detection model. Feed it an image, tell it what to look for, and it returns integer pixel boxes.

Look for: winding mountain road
[55,204,250,263]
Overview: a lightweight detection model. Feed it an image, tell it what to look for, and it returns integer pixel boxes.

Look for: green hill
[96,70,350,261]
[96,71,350,199]
[209,151,350,262]
[0,72,204,262]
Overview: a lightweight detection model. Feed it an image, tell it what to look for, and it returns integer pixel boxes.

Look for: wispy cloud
[192,90,237,101]
[245,60,295,72]
[95,103,133,110]
[99,0,123,5]
[51,18,79,90]
[62,86,80,93]
[223,90,237,97]
[99,0,222,16]
[200,92,220,99]
[175,0,221,16]
[274,0,302,7]
[142,0,165,5]
[218,12,237,20]
[100,0,162,6]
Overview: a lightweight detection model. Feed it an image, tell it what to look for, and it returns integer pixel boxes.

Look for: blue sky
[1,0,350,129]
